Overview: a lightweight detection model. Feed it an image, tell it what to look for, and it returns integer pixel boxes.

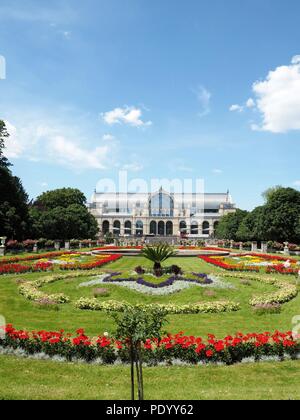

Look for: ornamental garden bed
[200,253,300,274]
[1,325,299,366]
[0,252,121,275]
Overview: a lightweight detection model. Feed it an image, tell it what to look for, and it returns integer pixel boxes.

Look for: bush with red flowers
[0,325,299,366]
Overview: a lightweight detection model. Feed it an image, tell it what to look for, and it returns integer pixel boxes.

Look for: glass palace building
[88,188,236,238]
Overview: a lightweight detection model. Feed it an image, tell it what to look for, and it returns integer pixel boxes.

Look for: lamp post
[0,237,7,256]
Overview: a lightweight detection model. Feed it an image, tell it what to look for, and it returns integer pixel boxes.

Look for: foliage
[75,297,240,314]
[111,307,168,400]
[1,325,299,367]
[215,209,248,241]
[218,187,300,243]
[141,244,177,270]
[29,189,99,240]
[0,121,30,239]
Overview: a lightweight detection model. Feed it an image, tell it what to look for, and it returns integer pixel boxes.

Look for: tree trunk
[154,262,162,270]
[130,341,135,401]
[138,344,144,401]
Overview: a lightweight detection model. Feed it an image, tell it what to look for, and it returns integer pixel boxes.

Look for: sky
[0,0,300,210]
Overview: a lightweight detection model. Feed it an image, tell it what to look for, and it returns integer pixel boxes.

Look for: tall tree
[215,209,248,241]
[0,120,11,168]
[261,187,300,243]
[30,188,99,240]
[0,120,29,239]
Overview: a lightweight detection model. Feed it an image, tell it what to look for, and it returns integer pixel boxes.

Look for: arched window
[102,221,110,235]
[125,221,132,235]
[150,221,157,235]
[166,221,173,236]
[191,221,199,235]
[136,220,143,236]
[180,221,187,233]
[149,190,174,217]
[202,221,210,235]
[113,221,121,236]
[158,221,165,236]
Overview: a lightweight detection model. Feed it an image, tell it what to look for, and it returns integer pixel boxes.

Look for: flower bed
[74,298,240,314]
[0,261,54,275]
[200,253,299,274]
[78,272,232,296]
[0,253,121,276]
[1,325,299,366]
[58,254,121,271]
[0,251,76,266]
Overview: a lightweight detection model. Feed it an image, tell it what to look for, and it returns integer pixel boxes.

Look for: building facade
[88,189,236,238]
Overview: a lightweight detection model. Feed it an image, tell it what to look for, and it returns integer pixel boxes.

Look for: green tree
[112,307,168,401]
[141,244,176,270]
[215,209,248,241]
[30,188,99,240]
[237,206,266,242]
[0,120,11,168]
[0,121,29,239]
[35,188,86,210]
[260,187,300,243]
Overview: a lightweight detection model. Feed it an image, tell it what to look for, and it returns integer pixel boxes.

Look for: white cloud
[4,119,115,170]
[102,134,115,141]
[0,3,76,24]
[212,169,223,174]
[60,30,72,40]
[229,104,243,113]
[121,163,144,172]
[49,136,109,169]
[195,86,211,117]
[102,106,152,127]
[252,55,300,133]
[168,159,193,173]
[293,180,300,187]
[246,98,255,108]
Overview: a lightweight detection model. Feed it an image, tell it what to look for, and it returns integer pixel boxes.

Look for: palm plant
[141,243,177,270]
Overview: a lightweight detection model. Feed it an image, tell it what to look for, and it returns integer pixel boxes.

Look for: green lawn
[0,355,299,400]
[1,255,299,400]
[0,256,299,337]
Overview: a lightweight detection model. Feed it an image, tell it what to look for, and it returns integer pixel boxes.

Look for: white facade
[88,189,236,238]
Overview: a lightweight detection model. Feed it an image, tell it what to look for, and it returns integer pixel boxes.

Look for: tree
[29,188,99,240]
[215,209,248,241]
[0,121,29,239]
[34,188,87,210]
[260,187,300,243]
[141,244,176,270]
[112,307,168,401]
[0,120,11,168]
[237,206,266,242]
[262,185,282,203]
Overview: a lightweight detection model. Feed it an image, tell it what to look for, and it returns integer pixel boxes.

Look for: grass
[0,256,299,338]
[0,355,299,400]
[0,254,300,400]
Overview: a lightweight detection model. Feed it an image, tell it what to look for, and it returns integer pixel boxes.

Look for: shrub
[135,266,145,275]
[170,265,182,276]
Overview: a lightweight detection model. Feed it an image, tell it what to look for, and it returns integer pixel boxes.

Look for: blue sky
[0,0,300,210]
